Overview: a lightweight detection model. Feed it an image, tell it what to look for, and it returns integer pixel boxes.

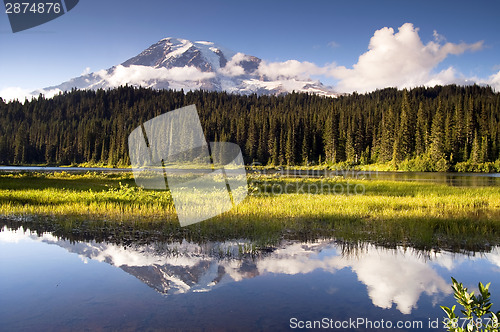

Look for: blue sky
[1,0,499,98]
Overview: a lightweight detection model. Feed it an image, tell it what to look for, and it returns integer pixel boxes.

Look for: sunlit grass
[0,172,499,251]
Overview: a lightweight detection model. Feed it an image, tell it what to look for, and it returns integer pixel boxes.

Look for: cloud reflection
[2,226,498,314]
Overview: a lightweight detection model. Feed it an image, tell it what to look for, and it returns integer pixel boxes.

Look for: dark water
[1,226,499,331]
[1,166,500,187]
[0,166,131,173]
[250,168,500,187]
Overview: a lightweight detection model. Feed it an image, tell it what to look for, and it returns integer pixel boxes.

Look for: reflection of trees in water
[1,216,497,256]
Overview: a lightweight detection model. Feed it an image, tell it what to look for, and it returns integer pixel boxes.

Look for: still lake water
[1,169,499,330]
[1,226,499,331]
[1,166,499,187]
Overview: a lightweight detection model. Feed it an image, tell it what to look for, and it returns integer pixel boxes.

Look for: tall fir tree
[415,102,427,156]
[393,90,411,162]
[379,107,396,162]
[323,115,338,164]
[429,99,446,162]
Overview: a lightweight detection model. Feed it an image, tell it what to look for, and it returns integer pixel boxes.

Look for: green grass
[0,172,499,252]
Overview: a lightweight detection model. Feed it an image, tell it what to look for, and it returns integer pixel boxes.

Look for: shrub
[441,278,499,332]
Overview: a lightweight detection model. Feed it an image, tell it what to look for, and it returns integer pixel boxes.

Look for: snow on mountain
[37,37,338,97]
[122,38,236,72]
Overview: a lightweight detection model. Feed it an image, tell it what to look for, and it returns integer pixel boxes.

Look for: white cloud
[0,65,216,102]
[329,23,484,93]
[485,247,500,270]
[486,70,500,91]
[424,67,461,87]
[257,245,452,314]
[344,248,451,314]
[97,65,215,88]
[81,67,91,75]
[34,88,62,99]
[258,59,330,80]
[0,87,63,102]
[433,30,446,43]
[218,53,249,77]
[246,23,487,93]
[0,87,32,101]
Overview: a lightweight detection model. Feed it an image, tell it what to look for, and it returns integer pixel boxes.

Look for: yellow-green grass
[0,172,499,251]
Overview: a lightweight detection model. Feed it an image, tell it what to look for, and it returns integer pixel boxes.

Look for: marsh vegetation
[1,171,498,252]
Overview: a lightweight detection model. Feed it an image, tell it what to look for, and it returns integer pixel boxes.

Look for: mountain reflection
[2,226,499,314]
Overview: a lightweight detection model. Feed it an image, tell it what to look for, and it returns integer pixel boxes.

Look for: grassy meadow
[0,171,499,252]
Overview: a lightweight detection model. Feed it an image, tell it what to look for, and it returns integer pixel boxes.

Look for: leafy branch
[441,278,500,332]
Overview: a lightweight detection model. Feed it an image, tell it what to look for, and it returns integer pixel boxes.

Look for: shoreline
[0,172,498,252]
[0,165,499,176]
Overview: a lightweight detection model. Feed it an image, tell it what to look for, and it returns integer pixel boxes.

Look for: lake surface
[1,225,499,331]
[1,166,500,187]
[0,166,131,173]
[251,168,500,187]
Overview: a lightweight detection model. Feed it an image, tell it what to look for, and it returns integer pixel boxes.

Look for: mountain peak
[38,37,338,98]
[122,37,235,73]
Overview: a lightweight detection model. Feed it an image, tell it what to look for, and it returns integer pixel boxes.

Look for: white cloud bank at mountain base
[257,59,329,80]
[0,87,32,102]
[0,86,62,102]
[95,65,215,88]
[0,65,215,102]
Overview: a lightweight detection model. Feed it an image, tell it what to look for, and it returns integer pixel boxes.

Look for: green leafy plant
[441,278,500,331]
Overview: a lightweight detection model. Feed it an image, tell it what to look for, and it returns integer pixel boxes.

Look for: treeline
[0,84,499,171]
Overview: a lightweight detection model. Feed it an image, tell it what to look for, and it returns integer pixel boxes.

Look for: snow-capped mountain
[38,37,338,97]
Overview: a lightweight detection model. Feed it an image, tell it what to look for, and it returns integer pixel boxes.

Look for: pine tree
[481,135,489,163]
[271,136,279,166]
[444,110,454,159]
[415,102,427,156]
[379,107,396,162]
[267,120,278,165]
[353,109,365,162]
[301,133,309,165]
[345,127,356,163]
[429,99,446,162]
[279,127,286,165]
[245,120,257,162]
[0,85,497,168]
[257,119,268,164]
[464,96,476,160]
[323,115,338,163]
[453,100,465,162]
[285,126,295,165]
[393,91,411,162]
[13,122,29,164]
[471,130,481,163]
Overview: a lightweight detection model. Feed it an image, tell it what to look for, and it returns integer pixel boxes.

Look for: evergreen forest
[0,84,499,171]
